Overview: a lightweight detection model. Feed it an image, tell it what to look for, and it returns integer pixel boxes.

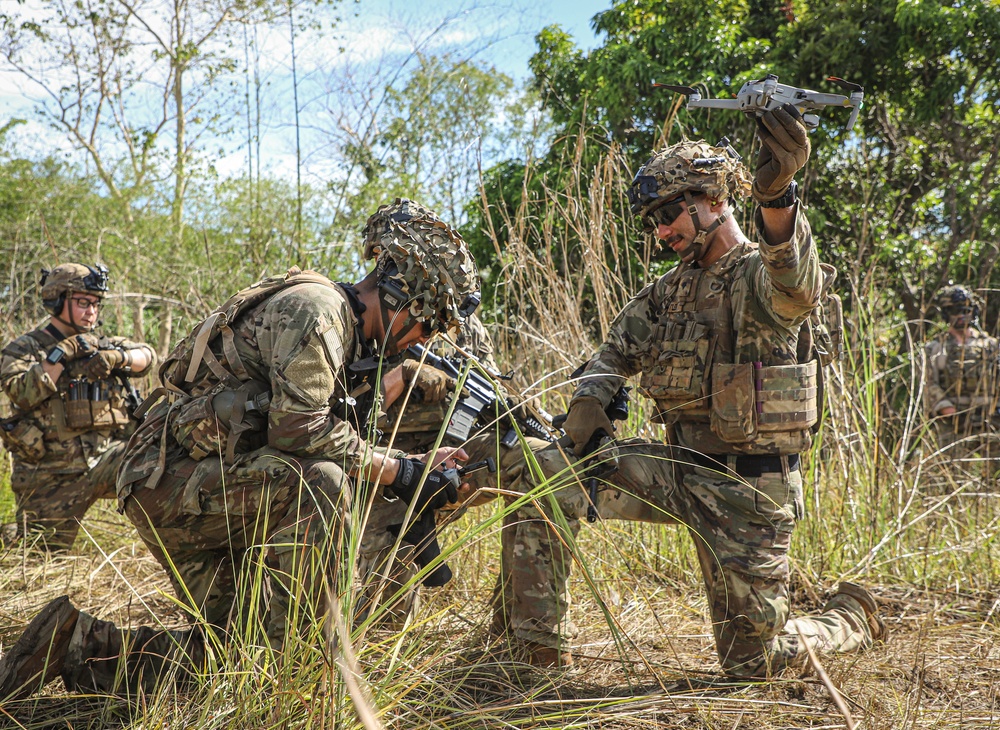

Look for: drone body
[656,74,864,130]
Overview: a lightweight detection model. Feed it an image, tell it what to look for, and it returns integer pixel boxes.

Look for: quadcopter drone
[655,74,864,130]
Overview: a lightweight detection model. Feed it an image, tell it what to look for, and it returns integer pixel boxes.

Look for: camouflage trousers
[498,439,877,677]
[8,440,124,551]
[53,444,413,695]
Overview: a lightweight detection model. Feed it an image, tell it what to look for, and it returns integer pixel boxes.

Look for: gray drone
[655,74,864,130]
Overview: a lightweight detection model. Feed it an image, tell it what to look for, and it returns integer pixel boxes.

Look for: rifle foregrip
[403,513,453,587]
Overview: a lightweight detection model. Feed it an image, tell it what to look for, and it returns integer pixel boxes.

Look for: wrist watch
[45,346,66,365]
[759,180,798,209]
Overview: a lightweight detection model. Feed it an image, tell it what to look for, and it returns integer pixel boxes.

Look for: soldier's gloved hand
[81,349,126,379]
[562,396,615,457]
[752,103,810,203]
[400,360,457,404]
[49,334,96,364]
[389,458,459,514]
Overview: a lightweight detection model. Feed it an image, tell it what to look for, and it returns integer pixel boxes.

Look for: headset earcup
[43,295,65,316]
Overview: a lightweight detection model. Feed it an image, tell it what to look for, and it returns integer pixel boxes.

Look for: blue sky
[0,0,611,182]
[339,0,608,79]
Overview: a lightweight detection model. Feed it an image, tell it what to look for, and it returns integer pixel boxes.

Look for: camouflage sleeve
[471,320,500,372]
[572,283,657,407]
[0,336,58,412]
[923,339,950,415]
[751,204,822,329]
[262,285,373,472]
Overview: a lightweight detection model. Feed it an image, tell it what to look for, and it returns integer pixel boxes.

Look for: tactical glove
[400,360,457,404]
[562,396,615,457]
[47,335,96,364]
[389,458,459,514]
[81,349,126,379]
[751,103,811,203]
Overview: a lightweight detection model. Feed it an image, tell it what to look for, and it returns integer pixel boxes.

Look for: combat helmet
[361,198,441,261]
[39,263,109,314]
[372,214,480,341]
[628,139,752,262]
[935,284,981,323]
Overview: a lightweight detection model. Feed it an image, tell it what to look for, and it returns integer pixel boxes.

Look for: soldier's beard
[950,315,971,331]
[679,238,709,265]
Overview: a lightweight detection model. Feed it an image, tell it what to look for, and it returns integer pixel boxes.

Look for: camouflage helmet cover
[374,216,480,333]
[40,263,109,301]
[935,284,981,317]
[362,198,442,261]
[628,140,752,222]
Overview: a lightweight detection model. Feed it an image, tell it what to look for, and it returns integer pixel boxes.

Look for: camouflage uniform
[924,312,1000,481]
[38,218,479,695]
[1,266,152,550]
[502,142,878,676]
[364,199,549,490]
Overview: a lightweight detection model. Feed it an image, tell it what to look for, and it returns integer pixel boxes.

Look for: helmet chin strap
[54,298,95,334]
[379,300,423,355]
[680,190,731,264]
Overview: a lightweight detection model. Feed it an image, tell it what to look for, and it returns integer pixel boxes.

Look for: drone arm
[846,105,861,130]
[688,99,741,110]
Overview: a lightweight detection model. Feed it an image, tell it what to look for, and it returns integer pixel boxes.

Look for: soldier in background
[0,215,479,700]
[0,263,155,551]
[498,106,886,675]
[923,285,1000,475]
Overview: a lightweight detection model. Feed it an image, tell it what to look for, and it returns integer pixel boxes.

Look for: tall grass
[1,138,999,729]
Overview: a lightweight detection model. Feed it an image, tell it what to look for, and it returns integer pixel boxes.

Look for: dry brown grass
[0,498,997,729]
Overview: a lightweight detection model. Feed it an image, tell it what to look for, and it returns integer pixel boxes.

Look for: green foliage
[335,54,524,231]
[0,146,354,348]
[473,0,1000,348]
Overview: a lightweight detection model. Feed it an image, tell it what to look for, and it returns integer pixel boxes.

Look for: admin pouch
[0,416,46,463]
[709,360,819,444]
[639,327,718,420]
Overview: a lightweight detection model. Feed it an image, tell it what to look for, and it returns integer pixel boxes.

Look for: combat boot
[513,640,574,669]
[828,582,887,644]
[0,596,80,701]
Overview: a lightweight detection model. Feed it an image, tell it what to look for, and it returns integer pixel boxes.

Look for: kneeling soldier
[499,106,886,674]
[0,214,479,699]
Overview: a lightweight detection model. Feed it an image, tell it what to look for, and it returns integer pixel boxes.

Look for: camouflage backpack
[141,267,341,463]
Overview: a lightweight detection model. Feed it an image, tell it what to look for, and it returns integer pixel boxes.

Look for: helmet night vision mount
[655,74,864,130]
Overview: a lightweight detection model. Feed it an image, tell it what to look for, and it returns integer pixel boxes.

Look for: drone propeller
[827,77,863,93]
[652,82,699,95]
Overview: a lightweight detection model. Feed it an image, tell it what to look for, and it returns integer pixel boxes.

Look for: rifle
[553,372,631,523]
[117,373,143,420]
[406,344,556,446]
[388,458,496,587]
